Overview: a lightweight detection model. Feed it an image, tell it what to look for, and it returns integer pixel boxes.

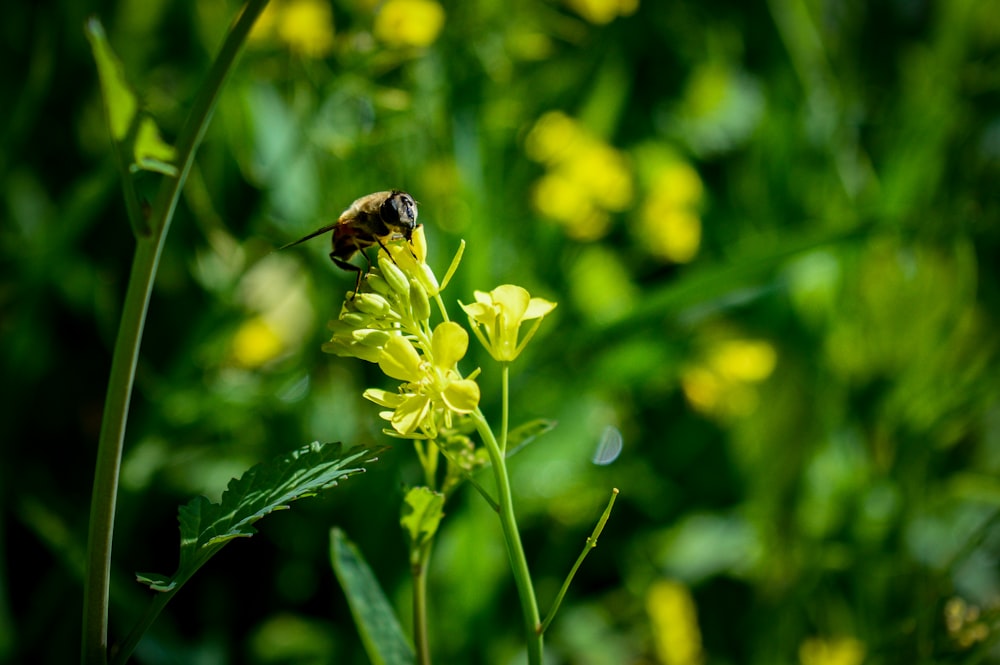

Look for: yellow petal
[442,379,480,414]
[378,335,424,382]
[523,297,557,320]
[491,284,530,321]
[432,321,469,368]
[391,394,432,434]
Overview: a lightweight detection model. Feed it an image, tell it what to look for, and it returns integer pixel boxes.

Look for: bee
[280,190,418,293]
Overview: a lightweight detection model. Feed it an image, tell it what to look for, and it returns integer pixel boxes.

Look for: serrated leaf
[84,17,137,141]
[137,441,381,593]
[131,116,178,176]
[330,529,415,665]
[400,486,444,549]
[506,418,558,458]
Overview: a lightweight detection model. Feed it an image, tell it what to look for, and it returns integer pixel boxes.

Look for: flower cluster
[322,227,473,438]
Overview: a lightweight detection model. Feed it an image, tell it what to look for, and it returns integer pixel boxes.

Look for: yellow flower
[365,323,480,435]
[231,317,284,367]
[275,0,335,58]
[646,579,704,665]
[526,111,634,241]
[461,285,557,363]
[681,338,776,420]
[564,0,639,24]
[799,637,866,665]
[640,159,704,264]
[374,0,445,49]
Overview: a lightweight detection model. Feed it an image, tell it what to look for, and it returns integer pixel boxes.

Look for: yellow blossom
[374,0,445,49]
[231,317,284,367]
[799,637,866,665]
[276,0,335,57]
[526,111,634,241]
[461,285,557,363]
[640,159,704,264]
[681,338,777,420]
[646,579,704,665]
[564,0,639,25]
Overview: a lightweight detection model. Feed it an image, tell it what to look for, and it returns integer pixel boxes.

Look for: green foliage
[330,529,416,665]
[400,487,445,551]
[5,0,1000,663]
[137,441,380,592]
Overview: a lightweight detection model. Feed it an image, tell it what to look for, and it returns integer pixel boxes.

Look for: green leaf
[132,116,178,176]
[400,486,445,549]
[330,529,416,665]
[84,17,137,141]
[137,441,381,593]
[506,418,558,458]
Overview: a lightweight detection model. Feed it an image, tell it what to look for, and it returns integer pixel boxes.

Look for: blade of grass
[81,3,269,663]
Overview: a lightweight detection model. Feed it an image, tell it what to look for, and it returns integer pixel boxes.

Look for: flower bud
[365,272,393,296]
[353,328,392,347]
[409,279,432,321]
[379,254,411,296]
[352,293,392,317]
[338,312,373,329]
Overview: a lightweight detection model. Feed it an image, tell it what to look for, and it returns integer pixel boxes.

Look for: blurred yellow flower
[564,0,639,25]
[250,0,335,58]
[526,111,634,240]
[640,159,704,264]
[232,317,284,368]
[799,637,866,665]
[681,338,776,419]
[374,0,445,48]
[646,579,704,665]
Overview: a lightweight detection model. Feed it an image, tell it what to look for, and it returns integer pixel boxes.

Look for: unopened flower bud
[410,279,432,321]
[379,254,411,296]
[353,328,392,347]
[352,292,392,317]
[366,273,393,296]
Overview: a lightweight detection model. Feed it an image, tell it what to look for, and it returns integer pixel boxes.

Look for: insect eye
[383,192,418,227]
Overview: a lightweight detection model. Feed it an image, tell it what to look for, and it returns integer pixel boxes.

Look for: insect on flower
[280,190,419,293]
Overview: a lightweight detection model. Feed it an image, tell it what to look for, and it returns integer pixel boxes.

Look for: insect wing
[279,220,344,250]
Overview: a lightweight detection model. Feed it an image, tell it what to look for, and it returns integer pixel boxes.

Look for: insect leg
[331,254,365,297]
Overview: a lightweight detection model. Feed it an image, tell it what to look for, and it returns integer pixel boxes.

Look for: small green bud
[353,328,392,347]
[410,279,432,321]
[366,273,393,296]
[379,254,411,296]
[339,312,373,329]
[353,292,392,317]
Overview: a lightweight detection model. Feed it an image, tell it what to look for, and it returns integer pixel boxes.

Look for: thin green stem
[499,363,510,455]
[109,588,178,665]
[411,541,433,665]
[539,488,619,635]
[472,410,542,665]
[81,3,269,664]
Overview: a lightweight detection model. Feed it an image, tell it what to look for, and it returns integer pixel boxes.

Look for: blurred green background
[3,0,1000,663]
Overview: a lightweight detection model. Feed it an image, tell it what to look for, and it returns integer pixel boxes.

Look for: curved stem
[472,410,542,664]
[81,3,269,663]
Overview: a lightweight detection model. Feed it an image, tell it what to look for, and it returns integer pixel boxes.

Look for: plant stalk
[473,410,542,664]
[81,3,269,663]
[412,541,433,665]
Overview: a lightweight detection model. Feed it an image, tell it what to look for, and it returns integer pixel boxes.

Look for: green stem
[472,410,542,664]
[499,363,510,454]
[81,4,268,664]
[109,588,177,665]
[539,488,619,635]
[411,541,433,665]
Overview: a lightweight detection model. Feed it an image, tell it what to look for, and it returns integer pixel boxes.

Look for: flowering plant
[322,226,616,665]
